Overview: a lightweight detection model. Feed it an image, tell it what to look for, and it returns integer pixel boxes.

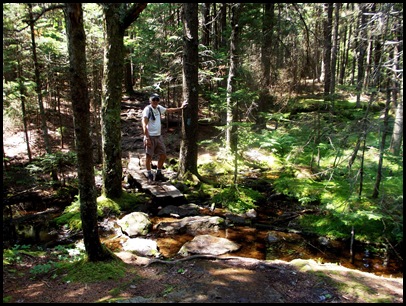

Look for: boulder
[157,203,201,217]
[178,234,240,256]
[156,215,225,236]
[117,212,152,237]
[122,237,160,257]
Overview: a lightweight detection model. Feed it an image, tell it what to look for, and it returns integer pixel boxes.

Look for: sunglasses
[152,98,160,102]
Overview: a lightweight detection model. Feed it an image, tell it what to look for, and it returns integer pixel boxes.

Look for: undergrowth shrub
[55,192,144,230]
[212,184,263,214]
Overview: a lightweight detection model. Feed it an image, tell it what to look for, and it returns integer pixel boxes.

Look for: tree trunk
[218,3,228,124]
[91,63,103,164]
[27,3,52,156]
[17,53,32,162]
[322,3,333,97]
[201,3,210,47]
[329,3,340,96]
[372,87,391,198]
[389,79,403,155]
[348,92,375,171]
[100,3,147,198]
[64,3,114,262]
[338,4,352,85]
[124,41,136,96]
[256,3,274,128]
[179,3,200,179]
[101,4,125,199]
[356,4,368,108]
[3,143,8,171]
[219,3,227,50]
[389,15,403,156]
[57,86,64,149]
[226,3,241,153]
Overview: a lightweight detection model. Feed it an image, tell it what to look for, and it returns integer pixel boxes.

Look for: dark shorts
[145,135,166,157]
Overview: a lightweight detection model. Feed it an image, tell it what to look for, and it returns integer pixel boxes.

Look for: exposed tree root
[144,254,282,268]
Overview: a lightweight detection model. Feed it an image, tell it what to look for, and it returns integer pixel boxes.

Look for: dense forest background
[3,3,403,262]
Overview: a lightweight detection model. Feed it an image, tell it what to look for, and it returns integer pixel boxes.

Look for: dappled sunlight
[3,130,36,158]
[198,152,216,165]
[24,283,47,299]
[209,266,256,283]
[245,148,277,167]
[10,280,102,303]
[65,286,88,298]
[290,258,403,302]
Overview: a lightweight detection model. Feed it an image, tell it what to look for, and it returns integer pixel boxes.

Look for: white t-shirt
[142,105,167,136]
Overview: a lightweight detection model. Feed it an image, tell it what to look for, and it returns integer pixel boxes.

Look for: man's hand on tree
[181,100,189,109]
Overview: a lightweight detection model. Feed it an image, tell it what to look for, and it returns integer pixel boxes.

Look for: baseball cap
[150,94,160,101]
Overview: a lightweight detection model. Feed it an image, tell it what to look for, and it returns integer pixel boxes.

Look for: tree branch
[122,3,148,30]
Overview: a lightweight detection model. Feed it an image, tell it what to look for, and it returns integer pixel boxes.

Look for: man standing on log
[142,93,188,183]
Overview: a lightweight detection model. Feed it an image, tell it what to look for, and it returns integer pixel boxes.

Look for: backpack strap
[148,105,161,121]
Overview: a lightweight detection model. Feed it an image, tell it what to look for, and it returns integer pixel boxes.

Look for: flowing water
[146,207,403,279]
[6,203,403,279]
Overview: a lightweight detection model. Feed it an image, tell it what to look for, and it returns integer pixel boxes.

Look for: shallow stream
[145,206,403,279]
[7,202,403,279]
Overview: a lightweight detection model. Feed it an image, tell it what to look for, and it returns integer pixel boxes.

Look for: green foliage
[212,185,262,214]
[3,79,38,131]
[55,192,145,230]
[273,174,324,204]
[29,262,55,276]
[163,285,175,296]
[25,151,77,180]
[198,138,222,152]
[257,129,297,157]
[184,182,218,203]
[56,126,68,137]
[62,258,126,283]
[3,243,87,282]
[3,244,32,265]
[198,156,235,179]
[54,195,82,230]
[52,244,87,263]
[96,195,122,216]
[196,95,401,245]
[267,97,403,243]
[3,296,12,303]
[98,192,146,213]
[203,88,228,116]
[299,214,352,240]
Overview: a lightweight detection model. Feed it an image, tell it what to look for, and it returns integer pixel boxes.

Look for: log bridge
[127,156,185,204]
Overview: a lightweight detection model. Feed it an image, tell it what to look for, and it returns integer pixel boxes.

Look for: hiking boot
[155,172,168,182]
[147,172,154,183]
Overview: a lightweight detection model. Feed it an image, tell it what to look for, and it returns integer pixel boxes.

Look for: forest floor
[3,249,403,303]
[3,94,403,303]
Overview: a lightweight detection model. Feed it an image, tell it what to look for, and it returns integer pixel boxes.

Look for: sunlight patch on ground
[209,267,255,283]
[245,148,276,166]
[3,131,32,158]
[198,149,280,169]
[288,258,403,302]
[198,153,215,165]
[290,258,403,282]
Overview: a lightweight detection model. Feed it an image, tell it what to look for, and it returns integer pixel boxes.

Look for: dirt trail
[3,250,403,303]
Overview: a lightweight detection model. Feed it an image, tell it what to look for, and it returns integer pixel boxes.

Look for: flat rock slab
[178,234,241,256]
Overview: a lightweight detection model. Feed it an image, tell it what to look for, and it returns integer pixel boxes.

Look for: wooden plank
[141,172,184,198]
[131,171,166,197]
[129,169,184,199]
[159,182,184,198]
